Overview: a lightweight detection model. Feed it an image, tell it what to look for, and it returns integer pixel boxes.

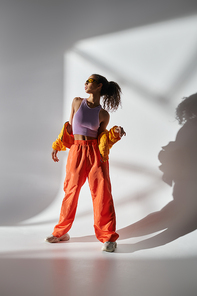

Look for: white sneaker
[45,233,70,243]
[102,241,117,252]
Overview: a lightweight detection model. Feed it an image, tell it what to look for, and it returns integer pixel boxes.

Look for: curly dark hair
[176,93,197,124]
[92,74,122,112]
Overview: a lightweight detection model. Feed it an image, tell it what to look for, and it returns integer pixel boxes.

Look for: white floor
[1,170,197,296]
[1,224,197,296]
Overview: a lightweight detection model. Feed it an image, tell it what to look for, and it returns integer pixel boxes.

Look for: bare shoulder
[73,97,83,105]
[72,97,83,112]
[100,108,110,122]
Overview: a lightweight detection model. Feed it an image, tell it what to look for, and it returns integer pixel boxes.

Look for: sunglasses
[86,78,97,84]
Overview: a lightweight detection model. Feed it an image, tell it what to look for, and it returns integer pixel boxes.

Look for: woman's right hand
[67,122,72,134]
[52,150,59,162]
[114,126,126,137]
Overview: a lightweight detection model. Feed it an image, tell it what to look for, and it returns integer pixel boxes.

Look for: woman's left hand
[115,126,126,138]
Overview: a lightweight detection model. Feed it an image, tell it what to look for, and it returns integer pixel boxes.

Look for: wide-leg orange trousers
[52,139,119,243]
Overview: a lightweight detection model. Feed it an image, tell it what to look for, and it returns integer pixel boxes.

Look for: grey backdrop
[1,0,197,225]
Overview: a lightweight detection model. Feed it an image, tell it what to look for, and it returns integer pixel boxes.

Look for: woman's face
[84,75,102,94]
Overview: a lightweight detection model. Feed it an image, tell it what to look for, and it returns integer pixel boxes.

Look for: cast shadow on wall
[117,115,197,253]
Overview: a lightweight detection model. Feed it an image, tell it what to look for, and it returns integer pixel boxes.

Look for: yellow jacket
[52,121,121,162]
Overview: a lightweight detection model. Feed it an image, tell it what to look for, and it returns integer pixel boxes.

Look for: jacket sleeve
[52,121,74,151]
[98,126,121,162]
[108,126,121,148]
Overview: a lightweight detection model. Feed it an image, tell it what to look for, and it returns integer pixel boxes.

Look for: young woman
[46,74,126,252]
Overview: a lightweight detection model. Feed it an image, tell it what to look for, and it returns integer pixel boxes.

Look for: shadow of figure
[118,93,197,252]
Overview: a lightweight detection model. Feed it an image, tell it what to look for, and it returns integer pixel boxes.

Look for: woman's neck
[87,94,100,107]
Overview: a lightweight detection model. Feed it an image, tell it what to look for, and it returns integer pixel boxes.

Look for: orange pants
[52,139,119,243]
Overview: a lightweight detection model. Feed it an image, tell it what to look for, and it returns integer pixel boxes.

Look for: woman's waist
[74,134,97,141]
[74,136,98,146]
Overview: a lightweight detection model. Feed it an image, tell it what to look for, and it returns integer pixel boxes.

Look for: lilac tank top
[72,99,102,138]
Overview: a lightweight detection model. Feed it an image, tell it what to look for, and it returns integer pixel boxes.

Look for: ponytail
[92,74,122,112]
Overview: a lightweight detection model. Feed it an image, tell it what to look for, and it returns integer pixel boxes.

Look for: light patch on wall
[20,16,197,258]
